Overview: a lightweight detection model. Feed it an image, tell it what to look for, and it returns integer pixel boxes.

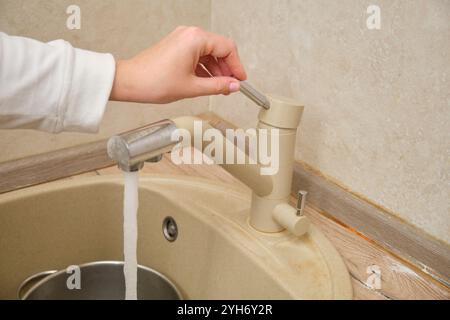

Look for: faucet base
[249,194,286,233]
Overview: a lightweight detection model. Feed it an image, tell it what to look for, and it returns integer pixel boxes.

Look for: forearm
[0,32,115,133]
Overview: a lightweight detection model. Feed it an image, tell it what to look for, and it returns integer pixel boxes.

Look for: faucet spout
[107,119,178,172]
[171,116,274,197]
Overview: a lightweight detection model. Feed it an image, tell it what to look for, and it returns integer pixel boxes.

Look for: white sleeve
[0,32,115,133]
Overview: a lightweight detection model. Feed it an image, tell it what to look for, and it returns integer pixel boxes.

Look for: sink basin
[0,174,352,299]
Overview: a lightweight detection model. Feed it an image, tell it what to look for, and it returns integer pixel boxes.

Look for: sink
[0,174,352,299]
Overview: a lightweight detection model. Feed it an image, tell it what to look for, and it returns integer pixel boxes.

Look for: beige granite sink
[0,174,352,299]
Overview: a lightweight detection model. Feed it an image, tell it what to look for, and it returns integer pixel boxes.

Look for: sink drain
[162,216,178,242]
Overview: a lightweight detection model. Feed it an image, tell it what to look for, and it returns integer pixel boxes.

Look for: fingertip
[229,81,240,93]
[237,69,248,81]
[229,62,247,81]
[194,76,236,96]
[228,68,246,81]
[242,69,248,80]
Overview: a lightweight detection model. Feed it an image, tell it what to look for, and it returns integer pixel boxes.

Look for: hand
[110,26,247,104]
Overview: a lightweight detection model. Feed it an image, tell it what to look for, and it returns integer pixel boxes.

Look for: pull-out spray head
[107,119,178,172]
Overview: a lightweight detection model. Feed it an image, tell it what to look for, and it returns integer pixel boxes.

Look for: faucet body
[248,95,308,234]
[107,95,309,236]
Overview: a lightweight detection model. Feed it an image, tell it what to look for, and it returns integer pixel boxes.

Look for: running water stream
[123,171,139,300]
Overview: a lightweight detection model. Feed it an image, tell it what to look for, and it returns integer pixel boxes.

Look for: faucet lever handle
[296,190,308,216]
[240,81,271,110]
[198,63,270,110]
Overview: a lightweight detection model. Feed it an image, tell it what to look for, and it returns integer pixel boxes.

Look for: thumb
[193,76,240,96]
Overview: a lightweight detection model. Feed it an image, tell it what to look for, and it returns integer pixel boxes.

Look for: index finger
[200,31,247,81]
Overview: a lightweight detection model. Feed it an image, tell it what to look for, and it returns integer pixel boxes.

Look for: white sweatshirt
[0,32,115,133]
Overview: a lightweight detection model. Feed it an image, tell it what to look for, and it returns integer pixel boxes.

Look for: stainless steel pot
[18,261,182,300]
